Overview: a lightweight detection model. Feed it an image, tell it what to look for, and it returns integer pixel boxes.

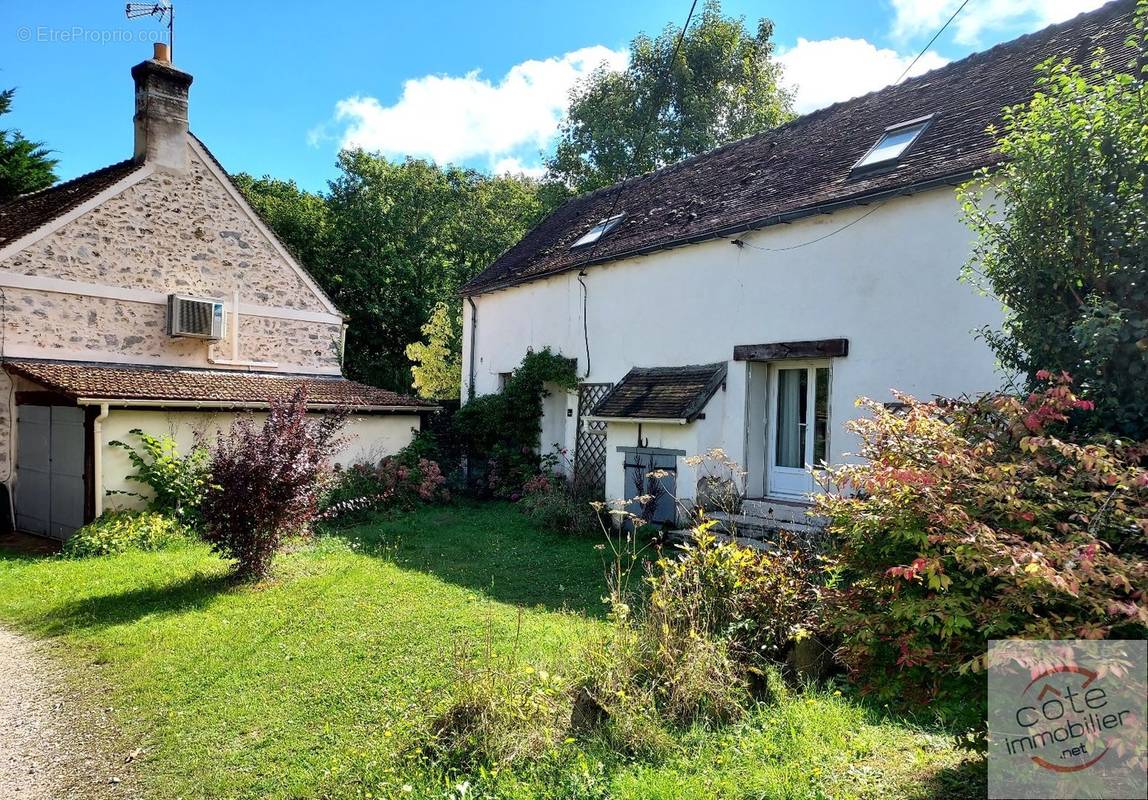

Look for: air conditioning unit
[167,294,224,340]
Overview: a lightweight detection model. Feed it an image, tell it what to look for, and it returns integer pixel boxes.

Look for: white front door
[766,362,830,498]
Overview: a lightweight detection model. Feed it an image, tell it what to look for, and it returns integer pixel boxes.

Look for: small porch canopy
[588,362,726,424]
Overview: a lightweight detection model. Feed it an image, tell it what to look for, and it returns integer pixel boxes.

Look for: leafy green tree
[233,3,793,393]
[960,7,1148,438]
[547,0,793,193]
[405,302,462,399]
[237,155,545,391]
[0,88,57,203]
[324,151,544,389]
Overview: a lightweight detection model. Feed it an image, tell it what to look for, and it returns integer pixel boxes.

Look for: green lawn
[0,503,984,799]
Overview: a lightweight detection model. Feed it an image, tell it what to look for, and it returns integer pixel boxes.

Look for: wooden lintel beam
[732,338,849,362]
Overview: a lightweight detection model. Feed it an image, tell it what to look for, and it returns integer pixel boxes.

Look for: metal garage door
[15,405,86,539]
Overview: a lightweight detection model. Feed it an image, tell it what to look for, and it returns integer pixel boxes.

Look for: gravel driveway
[0,627,137,799]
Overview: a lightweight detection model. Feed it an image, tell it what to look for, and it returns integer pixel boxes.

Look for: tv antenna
[126,2,174,60]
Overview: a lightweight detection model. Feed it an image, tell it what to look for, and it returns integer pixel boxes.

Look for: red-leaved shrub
[815,373,1148,727]
[201,389,346,579]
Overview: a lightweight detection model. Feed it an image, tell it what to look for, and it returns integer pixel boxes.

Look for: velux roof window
[852,115,933,173]
[570,213,625,249]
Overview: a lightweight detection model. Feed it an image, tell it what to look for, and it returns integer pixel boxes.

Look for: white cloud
[325,45,628,172]
[779,37,949,114]
[890,0,1108,45]
[490,156,548,179]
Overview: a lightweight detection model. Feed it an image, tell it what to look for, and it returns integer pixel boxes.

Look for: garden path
[0,626,134,799]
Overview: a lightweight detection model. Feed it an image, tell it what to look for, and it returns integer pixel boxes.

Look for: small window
[570,213,625,249]
[852,116,932,172]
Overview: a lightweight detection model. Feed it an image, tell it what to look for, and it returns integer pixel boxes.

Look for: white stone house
[460,3,1136,527]
[0,45,431,540]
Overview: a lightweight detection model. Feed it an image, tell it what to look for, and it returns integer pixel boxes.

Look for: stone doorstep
[665,528,780,553]
[709,511,822,536]
[741,497,826,527]
[669,508,825,553]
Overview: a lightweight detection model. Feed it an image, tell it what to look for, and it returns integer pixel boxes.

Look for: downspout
[466,296,478,401]
[92,402,110,518]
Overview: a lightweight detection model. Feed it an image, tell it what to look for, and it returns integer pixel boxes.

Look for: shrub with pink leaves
[815,372,1147,729]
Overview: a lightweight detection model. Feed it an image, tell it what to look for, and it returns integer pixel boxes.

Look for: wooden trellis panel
[574,382,612,498]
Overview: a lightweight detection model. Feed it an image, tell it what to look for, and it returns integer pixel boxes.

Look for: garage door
[15,405,86,539]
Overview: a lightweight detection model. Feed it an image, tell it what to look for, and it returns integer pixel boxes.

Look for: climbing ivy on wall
[452,348,578,496]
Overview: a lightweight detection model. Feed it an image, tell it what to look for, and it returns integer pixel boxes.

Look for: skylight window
[852,116,933,172]
[571,213,625,249]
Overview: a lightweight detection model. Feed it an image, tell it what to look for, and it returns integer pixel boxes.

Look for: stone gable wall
[239,315,341,369]
[0,144,344,373]
[1,149,331,313]
[0,143,416,536]
[0,289,341,370]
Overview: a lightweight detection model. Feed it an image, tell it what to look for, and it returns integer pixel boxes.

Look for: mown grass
[0,503,984,799]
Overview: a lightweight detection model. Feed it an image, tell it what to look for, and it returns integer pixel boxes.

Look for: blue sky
[1,0,1107,192]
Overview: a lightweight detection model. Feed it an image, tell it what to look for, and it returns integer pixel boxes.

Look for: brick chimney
[131,43,193,173]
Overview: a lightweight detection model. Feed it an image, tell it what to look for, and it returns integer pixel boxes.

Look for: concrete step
[708,510,820,533]
[741,497,825,528]
[664,497,829,552]
[664,528,780,553]
[706,508,826,551]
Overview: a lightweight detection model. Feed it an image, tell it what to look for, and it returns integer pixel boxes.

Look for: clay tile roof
[592,363,727,422]
[2,360,433,410]
[0,159,143,247]
[463,0,1137,296]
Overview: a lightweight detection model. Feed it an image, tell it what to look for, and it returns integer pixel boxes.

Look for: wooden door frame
[765,360,831,499]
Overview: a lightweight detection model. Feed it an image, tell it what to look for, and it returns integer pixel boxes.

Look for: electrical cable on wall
[575,0,700,378]
[727,0,972,256]
[578,273,591,378]
[728,200,890,253]
[570,0,966,376]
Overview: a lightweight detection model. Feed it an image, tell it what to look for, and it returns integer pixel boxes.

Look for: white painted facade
[462,188,1005,505]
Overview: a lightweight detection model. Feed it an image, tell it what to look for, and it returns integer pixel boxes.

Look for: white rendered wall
[463,188,1005,501]
[99,408,420,511]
